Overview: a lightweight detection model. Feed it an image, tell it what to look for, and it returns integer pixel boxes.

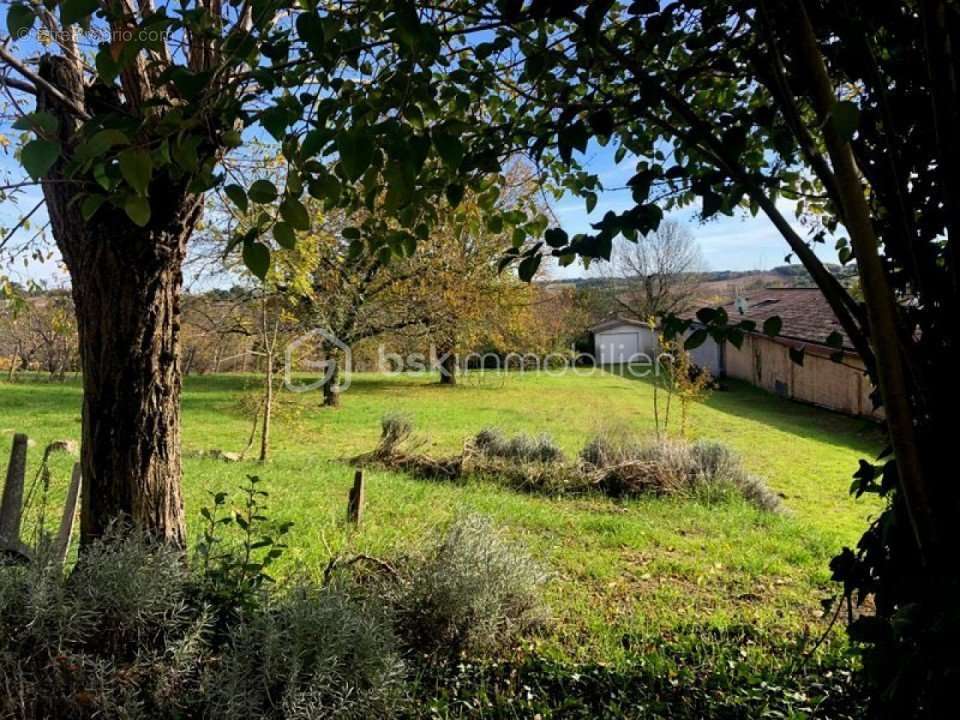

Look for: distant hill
[543,264,858,300]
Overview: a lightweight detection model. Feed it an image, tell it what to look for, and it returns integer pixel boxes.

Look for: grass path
[0,369,882,662]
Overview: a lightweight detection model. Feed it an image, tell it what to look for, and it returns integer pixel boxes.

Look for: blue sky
[549,143,841,280]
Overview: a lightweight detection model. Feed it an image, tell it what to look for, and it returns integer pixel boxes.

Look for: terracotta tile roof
[708,288,854,350]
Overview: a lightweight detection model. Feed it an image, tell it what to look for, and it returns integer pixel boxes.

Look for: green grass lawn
[0,369,883,664]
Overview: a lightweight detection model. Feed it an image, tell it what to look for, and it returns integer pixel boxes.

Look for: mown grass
[0,368,883,665]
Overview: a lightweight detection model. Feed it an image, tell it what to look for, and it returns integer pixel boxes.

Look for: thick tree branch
[0,44,90,120]
[795,2,934,555]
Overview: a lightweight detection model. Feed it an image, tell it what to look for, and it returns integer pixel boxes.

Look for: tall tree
[272,208,443,406]
[1,1,536,545]
[600,219,704,321]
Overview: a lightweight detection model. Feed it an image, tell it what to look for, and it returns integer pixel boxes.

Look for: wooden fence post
[347,469,365,526]
[0,433,27,548]
[54,463,82,565]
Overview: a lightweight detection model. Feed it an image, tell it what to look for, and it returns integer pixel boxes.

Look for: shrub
[473,428,564,464]
[393,514,548,661]
[736,474,784,513]
[379,413,413,455]
[0,477,556,719]
[205,583,405,720]
[582,435,783,512]
[0,530,211,720]
[579,432,644,468]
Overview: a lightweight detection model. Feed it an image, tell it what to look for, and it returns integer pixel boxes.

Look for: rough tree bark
[38,56,198,548]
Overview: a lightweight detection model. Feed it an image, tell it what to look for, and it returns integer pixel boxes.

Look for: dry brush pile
[355,415,783,513]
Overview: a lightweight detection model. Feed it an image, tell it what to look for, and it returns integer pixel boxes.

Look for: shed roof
[588,316,652,333]
[706,288,854,350]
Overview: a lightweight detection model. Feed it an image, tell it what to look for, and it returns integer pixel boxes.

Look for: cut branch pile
[352,417,783,512]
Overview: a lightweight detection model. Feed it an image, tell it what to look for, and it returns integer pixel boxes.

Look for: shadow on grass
[599,364,884,459]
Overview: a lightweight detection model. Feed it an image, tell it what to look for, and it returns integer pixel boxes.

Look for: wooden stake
[0,433,27,548]
[54,463,82,565]
[347,469,365,526]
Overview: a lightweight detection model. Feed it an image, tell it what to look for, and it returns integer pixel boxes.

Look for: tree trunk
[260,352,273,462]
[38,56,200,548]
[65,214,194,548]
[323,358,341,407]
[438,349,457,385]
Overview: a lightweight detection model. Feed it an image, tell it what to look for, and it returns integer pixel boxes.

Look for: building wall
[724,334,881,419]
[593,324,658,364]
[686,331,724,377]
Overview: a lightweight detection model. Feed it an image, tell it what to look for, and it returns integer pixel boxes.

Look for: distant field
[0,369,883,663]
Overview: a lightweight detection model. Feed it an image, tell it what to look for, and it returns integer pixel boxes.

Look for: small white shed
[591,318,659,365]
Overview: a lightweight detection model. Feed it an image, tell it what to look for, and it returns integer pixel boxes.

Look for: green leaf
[224,184,248,213]
[248,179,278,204]
[762,316,782,337]
[336,128,374,181]
[585,191,598,214]
[6,3,34,38]
[544,227,568,248]
[95,48,121,83]
[80,194,106,221]
[342,226,361,240]
[684,329,708,350]
[486,215,504,234]
[347,240,364,260]
[587,109,615,137]
[518,253,541,282]
[74,129,128,161]
[118,148,152,196]
[243,241,271,280]
[445,183,464,207]
[124,196,151,227]
[433,132,464,169]
[831,101,860,143]
[221,129,242,148]
[12,111,56,135]
[273,222,296,249]
[61,0,99,26]
[695,307,718,324]
[20,139,60,179]
[93,163,113,191]
[296,11,326,54]
[301,129,327,157]
[280,197,310,231]
[172,135,203,171]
